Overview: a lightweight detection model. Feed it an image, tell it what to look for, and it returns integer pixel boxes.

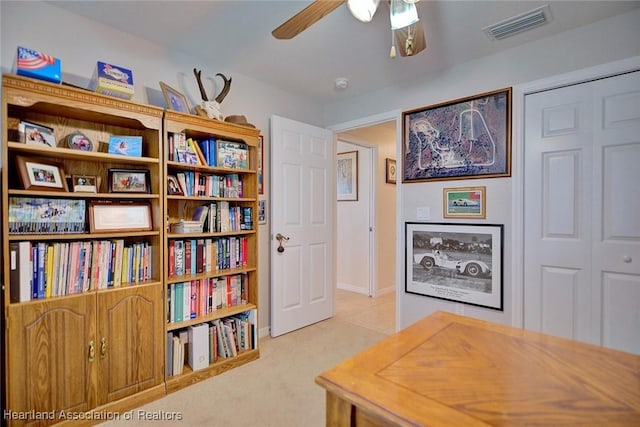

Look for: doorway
[335,119,398,330]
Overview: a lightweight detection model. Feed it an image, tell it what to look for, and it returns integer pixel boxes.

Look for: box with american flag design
[16,46,61,84]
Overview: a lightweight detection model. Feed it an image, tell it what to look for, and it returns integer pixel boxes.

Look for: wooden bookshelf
[1,74,166,426]
[162,110,260,393]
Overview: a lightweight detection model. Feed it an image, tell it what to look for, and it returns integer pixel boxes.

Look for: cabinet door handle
[88,340,95,362]
[100,337,107,359]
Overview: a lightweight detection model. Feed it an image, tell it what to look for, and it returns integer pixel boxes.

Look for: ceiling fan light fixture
[347,0,380,23]
[390,0,419,30]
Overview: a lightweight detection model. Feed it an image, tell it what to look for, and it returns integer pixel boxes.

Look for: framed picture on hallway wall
[405,222,503,310]
[386,158,397,184]
[402,87,512,182]
[337,151,358,201]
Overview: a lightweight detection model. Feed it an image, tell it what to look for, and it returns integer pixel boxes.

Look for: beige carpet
[99,290,394,426]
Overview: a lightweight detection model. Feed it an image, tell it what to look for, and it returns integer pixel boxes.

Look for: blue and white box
[16,46,61,84]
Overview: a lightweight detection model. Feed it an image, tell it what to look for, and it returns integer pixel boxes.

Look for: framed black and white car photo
[405,222,503,310]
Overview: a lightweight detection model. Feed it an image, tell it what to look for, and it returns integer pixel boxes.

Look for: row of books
[9,239,152,302]
[174,171,244,198]
[168,236,249,277]
[9,197,86,234]
[167,273,248,324]
[168,132,249,170]
[206,202,253,233]
[167,310,257,375]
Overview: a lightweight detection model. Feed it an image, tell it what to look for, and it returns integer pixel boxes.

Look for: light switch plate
[416,207,430,220]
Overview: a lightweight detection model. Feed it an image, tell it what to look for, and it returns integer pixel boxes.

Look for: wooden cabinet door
[6,295,97,425]
[95,285,164,404]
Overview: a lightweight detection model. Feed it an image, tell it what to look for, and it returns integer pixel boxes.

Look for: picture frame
[405,222,503,311]
[443,186,486,219]
[337,150,358,201]
[19,120,56,147]
[258,135,264,195]
[71,175,98,193]
[89,201,153,233]
[258,199,266,225]
[66,131,95,151]
[160,81,190,113]
[108,135,143,157]
[402,87,512,182]
[167,175,184,196]
[15,155,68,192]
[108,168,151,193]
[385,158,397,184]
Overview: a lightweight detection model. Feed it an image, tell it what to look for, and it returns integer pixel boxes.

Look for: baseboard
[337,283,368,295]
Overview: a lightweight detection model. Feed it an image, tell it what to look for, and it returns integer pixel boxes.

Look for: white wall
[326,8,640,329]
[337,141,371,295]
[0,0,325,333]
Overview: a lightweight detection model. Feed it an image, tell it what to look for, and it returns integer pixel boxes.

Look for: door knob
[622,255,632,263]
[275,233,290,253]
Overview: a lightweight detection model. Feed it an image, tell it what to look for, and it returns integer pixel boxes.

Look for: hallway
[334,288,395,335]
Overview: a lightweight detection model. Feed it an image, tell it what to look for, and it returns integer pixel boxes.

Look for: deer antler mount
[193,68,233,121]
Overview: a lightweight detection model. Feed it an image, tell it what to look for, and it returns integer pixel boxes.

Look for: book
[9,241,32,302]
[167,332,174,377]
[188,323,210,371]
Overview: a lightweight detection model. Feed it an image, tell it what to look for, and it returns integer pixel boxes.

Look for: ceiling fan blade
[272,0,346,40]
[395,20,426,57]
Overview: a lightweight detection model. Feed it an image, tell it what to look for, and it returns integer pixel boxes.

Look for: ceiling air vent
[483,4,552,41]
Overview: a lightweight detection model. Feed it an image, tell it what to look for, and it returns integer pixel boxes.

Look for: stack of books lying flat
[170,220,203,234]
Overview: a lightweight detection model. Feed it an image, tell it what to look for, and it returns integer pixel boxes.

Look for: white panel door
[524,71,640,354]
[270,115,335,337]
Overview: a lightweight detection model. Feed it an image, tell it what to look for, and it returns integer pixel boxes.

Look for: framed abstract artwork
[402,88,512,182]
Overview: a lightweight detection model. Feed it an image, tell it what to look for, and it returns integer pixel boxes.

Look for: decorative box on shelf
[91,61,134,99]
[16,46,61,84]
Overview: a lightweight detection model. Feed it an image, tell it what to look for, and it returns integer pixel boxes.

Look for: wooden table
[315,311,640,426]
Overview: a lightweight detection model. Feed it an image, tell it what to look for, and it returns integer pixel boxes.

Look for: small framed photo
[66,131,95,151]
[258,199,267,224]
[72,175,98,193]
[108,168,151,194]
[19,121,56,147]
[386,158,397,184]
[108,135,143,157]
[160,81,190,113]
[443,186,486,219]
[89,201,152,233]
[16,155,68,192]
[337,151,358,201]
[167,175,184,196]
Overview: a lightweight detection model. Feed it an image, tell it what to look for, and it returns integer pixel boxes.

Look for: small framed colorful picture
[443,186,486,219]
[72,175,98,193]
[16,155,68,191]
[108,168,151,193]
[108,135,143,157]
[19,121,56,147]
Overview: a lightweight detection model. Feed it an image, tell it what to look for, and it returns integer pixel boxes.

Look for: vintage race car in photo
[414,251,491,277]
[451,198,479,206]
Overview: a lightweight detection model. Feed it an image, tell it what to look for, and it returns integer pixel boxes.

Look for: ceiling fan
[272,0,426,58]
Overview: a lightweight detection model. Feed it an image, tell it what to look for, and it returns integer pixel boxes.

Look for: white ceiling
[47,1,639,106]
